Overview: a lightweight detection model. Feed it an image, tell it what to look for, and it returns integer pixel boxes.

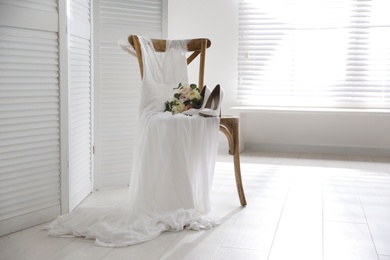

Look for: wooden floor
[1,151,390,260]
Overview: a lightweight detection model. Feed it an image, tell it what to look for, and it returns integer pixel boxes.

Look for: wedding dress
[45,36,220,247]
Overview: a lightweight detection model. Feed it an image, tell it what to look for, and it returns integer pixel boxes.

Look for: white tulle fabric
[45,36,220,247]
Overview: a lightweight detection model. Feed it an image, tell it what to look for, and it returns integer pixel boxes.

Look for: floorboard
[1,150,390,260]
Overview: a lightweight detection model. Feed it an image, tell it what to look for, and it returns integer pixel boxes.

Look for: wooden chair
[128,35,247,206]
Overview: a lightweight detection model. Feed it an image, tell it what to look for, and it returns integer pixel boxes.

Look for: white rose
[172,101,185,114]
[188,89,201,100]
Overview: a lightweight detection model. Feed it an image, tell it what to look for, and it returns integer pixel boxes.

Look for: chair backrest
[128,35,211,90]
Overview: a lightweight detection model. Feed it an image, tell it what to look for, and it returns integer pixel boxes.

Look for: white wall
[241,110,390,155]
[168,0,390,156]
[167,0,239,114]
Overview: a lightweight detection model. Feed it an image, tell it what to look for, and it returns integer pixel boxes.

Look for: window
[238,0,390,109]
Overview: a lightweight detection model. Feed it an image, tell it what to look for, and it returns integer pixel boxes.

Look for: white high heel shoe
[182,85,211,116]
[199,84,224,117]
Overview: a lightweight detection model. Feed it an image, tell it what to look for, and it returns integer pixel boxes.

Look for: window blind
[94,0,164,189]
[0,0,61,235]
[238,0,390,109]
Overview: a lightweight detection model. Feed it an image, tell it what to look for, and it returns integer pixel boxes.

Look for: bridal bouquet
[165,83,203,114]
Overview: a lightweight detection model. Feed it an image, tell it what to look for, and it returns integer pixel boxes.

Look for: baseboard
[243,142,390,157]
[0,205,60,236]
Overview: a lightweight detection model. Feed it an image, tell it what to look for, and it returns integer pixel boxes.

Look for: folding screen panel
[0,0,61,235]
[68,0,92,211]
[94,0,166,189]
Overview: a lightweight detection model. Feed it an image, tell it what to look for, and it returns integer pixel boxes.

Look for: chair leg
[220,118,247,206]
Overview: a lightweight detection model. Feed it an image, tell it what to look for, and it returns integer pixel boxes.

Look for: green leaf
[190,84,197,89]
[164,101,172,111]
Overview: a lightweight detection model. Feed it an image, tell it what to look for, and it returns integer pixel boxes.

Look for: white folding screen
[0,0,61,235]
[93,0,166,189]
[68,0,92,211]
[0,0,165,235]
